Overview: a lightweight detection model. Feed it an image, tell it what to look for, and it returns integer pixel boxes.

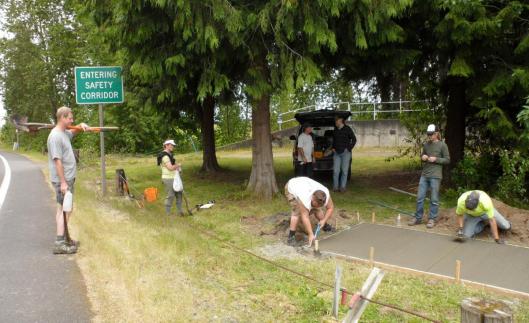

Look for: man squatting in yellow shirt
[455,190,512,244]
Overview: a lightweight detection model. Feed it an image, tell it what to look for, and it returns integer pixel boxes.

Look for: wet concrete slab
[320,223,529,294]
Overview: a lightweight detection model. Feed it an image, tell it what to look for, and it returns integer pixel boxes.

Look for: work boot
[426,219,436,229]
[287,235,297,246]
[53,241,77,255]
[339,188,346,193]
[66,239,80,248]
[408,218,422,226]
[322,223,335,232]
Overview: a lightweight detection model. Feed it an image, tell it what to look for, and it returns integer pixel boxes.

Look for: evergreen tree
[0,0,87,122]
[83,0,246,171]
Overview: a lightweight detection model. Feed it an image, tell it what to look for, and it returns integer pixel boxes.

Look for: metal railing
[277,100,431,130]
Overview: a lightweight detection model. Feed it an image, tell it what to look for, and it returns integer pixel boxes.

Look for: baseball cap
[426,124,438,135]
[465,191,480,210]
[302,122,313,129]
[163,139,176,146]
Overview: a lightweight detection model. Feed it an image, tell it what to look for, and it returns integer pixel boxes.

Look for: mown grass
[7,144,529,322]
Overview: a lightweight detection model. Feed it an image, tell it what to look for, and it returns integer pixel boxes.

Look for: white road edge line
[0,153,12,210]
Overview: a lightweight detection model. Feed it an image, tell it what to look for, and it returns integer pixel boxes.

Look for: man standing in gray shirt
[408,124,450,228]
[47,106,90,254]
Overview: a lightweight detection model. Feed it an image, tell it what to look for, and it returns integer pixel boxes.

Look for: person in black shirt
[331,116,356,192]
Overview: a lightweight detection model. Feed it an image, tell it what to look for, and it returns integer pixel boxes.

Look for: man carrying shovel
[47,107,90,254]
[285,177,335,246]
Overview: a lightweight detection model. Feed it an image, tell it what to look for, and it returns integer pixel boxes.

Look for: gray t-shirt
[47,128,76,182]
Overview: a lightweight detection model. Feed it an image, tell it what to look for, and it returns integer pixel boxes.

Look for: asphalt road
[321,223,529,295]
[0,151,91,323]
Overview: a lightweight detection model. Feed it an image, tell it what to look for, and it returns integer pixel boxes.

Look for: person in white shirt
[296,123,314,178]
[285,177,335,246]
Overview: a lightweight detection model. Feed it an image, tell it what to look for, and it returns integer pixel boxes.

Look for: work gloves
[456,228,505,244]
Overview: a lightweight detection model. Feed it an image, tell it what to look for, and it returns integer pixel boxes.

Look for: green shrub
[496,150,529,207]
[450,154,501,194]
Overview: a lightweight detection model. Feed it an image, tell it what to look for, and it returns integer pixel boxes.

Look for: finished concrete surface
[320,223,529,294]
[0,151,91,323]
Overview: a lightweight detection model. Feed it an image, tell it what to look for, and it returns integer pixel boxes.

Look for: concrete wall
[349,119,410,148]
[218,119,411,150]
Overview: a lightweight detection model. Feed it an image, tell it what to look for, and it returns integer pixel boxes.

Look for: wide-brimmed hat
[163,139,176,146]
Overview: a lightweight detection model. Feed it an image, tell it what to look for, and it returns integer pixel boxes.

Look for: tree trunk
[461,298,512,323]
[200,95,221,172]
[443,77,467,183]
[376,72,392,107]
[247,92,279,199]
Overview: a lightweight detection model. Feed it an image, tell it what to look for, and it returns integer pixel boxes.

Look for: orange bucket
[143,187,158,202]
[314,151,323,159]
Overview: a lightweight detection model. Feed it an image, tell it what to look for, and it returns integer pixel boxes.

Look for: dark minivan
[289,109,353,177]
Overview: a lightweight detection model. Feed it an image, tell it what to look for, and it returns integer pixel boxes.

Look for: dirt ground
[241,208,360,244]
[436,198,529,245]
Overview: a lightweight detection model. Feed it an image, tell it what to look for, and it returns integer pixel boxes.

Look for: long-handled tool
[117,172,144,208]
[42,125,118,132]
[63,211,71,244]
[305,223,322,248]
[366,199,415,217]
[182,191,193,216]
[314,223,321,239]
[11,115,118,133]
[388,186,441,205]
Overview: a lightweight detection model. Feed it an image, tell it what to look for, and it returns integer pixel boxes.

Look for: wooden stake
[455,260,461,283]
[369,247,375,268]
[356,211,360,223]
[371,212,375,224]
[314,240,319,252]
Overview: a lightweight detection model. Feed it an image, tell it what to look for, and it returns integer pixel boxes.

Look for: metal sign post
[98,104,106,195]
[75,66,123,196]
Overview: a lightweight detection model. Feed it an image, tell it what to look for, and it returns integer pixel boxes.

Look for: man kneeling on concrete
[285,177,334,246]
[456,190,511,244]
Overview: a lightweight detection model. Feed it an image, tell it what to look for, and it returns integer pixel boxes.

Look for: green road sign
[75,66,124,104]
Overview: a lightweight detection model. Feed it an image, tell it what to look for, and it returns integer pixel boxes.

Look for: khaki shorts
[285,184,323,233]
[52,179,75,205]
[285,184,299,214]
